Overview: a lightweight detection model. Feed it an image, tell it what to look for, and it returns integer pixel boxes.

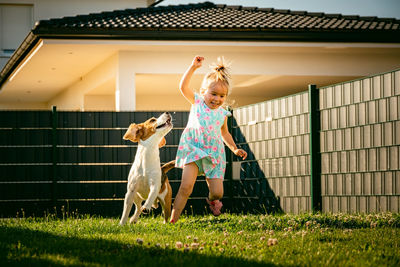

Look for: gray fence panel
[320,69,400,213]
[232,91,311,214]
[0,111,190,217]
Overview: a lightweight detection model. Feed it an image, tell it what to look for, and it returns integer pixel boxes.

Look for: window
[0,4,33,61]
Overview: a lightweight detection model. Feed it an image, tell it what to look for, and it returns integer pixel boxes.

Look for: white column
[116,52,136,111]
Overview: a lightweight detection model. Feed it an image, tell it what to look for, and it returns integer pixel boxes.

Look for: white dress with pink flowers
[175,93,231,179]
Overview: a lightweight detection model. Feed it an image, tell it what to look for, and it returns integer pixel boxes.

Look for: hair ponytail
[201,56,232,95]
[210,56,231,86]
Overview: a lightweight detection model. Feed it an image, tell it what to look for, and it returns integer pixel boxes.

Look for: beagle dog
[119,112,174,225]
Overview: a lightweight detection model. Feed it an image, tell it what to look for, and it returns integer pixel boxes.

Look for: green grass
[0,212,399,266]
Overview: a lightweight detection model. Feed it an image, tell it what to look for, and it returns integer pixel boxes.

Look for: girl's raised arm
[179,56,204,104]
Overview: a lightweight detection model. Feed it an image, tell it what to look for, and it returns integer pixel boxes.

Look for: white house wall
[0,101,47,110]
[110,45,400,76]
[49,54,117,110]
[2,40,400,111]
[0,0,153,21]
[33,0,153,21]
[78,45,400,111]
[84,95,115,111]
[0,1,154,70]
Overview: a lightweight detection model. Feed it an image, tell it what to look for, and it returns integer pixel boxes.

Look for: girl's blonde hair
[200,56,232,96]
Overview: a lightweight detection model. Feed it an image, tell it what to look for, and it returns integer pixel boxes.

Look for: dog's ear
[123,123,143,143]
[158,137,166,148]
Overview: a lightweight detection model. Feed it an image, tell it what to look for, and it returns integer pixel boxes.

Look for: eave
[2,29,399,90]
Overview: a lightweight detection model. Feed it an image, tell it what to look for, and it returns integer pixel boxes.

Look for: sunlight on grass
[1,212,399,266]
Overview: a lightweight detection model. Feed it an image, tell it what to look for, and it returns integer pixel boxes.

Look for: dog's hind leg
[159,180,172,223]
[129,194,143,224]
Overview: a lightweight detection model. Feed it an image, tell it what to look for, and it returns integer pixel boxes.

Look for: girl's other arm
[221,118,247,160]
[179,56,204,104]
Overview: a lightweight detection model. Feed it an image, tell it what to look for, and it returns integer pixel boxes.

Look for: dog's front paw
[141,206,151,214]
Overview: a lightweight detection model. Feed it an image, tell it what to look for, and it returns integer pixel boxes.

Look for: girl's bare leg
[206,178,224,216]
[206,178,224,201]
[170,162,198,223]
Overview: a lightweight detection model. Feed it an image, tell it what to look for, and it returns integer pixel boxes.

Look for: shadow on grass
[0,225,275,267]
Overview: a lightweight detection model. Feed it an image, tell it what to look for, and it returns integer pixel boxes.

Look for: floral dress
[175,93,231,179]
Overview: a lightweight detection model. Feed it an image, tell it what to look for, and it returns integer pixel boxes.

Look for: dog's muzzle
[156,112,172,129]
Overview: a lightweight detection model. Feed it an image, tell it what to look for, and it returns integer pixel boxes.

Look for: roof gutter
[0,32,41,91]
[149,0,164,7]
[32,26,400,42]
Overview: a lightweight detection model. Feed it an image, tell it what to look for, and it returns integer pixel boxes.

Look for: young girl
[170,55,247,223]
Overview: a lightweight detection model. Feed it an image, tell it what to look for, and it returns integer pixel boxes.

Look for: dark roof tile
[273,9,290,14]
[242,6,258,11]
[226,5,242,10]
[342,15,360,20]
[291,11,308,16]
[308,12,324,17]
[324,14,342,18]
[258,8,274,12]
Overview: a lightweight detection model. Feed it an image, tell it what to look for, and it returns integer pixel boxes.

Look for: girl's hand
[191,56,204,69]
[234,149,247,160]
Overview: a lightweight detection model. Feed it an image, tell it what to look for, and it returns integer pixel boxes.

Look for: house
[0,1,399,111]
[0,0,157,70]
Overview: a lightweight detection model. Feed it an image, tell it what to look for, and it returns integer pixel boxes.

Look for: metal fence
[0,110,186,217]
[0,109,266,217]
[232,68,400,213]
[232,92,311,213]
[319,70,400,213]
[1,69,399,217]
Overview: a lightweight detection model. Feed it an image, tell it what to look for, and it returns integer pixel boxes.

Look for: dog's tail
[161,160,175,185]
[161,160,176,174]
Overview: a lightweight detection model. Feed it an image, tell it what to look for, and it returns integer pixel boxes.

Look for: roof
[34,1,400,40]
[1,1,400,89]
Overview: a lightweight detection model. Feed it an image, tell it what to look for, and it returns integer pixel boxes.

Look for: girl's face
[203,81,228,109]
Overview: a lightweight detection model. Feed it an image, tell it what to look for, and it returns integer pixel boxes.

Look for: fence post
[51,106,58,209]
[308,85,322,212]
[226,108,234,205]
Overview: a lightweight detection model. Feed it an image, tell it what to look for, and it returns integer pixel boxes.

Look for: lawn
[0,212,399,266]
